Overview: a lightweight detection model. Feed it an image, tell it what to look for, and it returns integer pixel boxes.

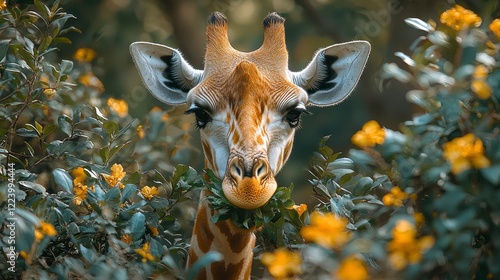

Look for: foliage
[1,2,500,280]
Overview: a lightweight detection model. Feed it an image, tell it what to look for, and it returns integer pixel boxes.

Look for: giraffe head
[130,12,370,210]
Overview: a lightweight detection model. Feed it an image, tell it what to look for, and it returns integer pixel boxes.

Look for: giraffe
[130,11,370,280]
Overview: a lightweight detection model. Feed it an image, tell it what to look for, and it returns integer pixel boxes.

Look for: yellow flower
[107,98,128,117]
[43,88,57,99]
[490,19,500,38]
[443,133,490,174]
[440,5,481,31]
[0,0,6,10]
[261,248,302,279]
[34,221,58,242]
[141,186,159,200]
[72,167,87,186]
[102,163,126,188]
[387,220,434,270]
[382,186,408,207]
[121,234,132,245]
[291,204,307,217]
[336,256,369,280]
[149,226,159,237]
[73,48,97,63]
[73,184,88,205]
[471,80,492,99]
[300,212,351,249]
[137,125,145,139]
[135,242,155,262]
[471,65,492,99]
[351,120,385,148]
[79,72,104,92]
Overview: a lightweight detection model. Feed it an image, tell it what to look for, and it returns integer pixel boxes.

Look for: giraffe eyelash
[185,107,212,129]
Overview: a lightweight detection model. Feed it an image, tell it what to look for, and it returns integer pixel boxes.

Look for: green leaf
[121,184,137,202]
[404,18,432,32]
[186,251,223,280]
[481,165,500,185]
[16,128,39,138]
[59,59,73,74]
[58,115,72,137]
[53,168,73,193]
[19,181,46,193]
[129,212,146,241]
[103,120,119,136]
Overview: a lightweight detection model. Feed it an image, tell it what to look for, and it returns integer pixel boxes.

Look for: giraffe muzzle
[222,156,277,210]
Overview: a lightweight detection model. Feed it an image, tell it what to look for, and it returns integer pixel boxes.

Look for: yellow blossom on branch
[387,220,434,270]
[73,48,97,63]
[443,133,490,174]
[34,221,58,242]
[260,248,302,279]
[351,120,385,148]
[148,226,159,237]
[471,65,492,99]
[73,184,88,205]
[440,5,481,31]
[121,234,132,245]
[141,186,160,200]
[72,167,87,186]
[135,242,155,262]
[0,0,6,10]
[107,98,128,117]
[382,186,408,207]
[471,80,492,99]
[287,203,307,217]
[79,72,105,92]
[336,256,369,280]
[300,211,351,249]
[137,125,145,139]
[489,19,500,38]
[102,163,126,188]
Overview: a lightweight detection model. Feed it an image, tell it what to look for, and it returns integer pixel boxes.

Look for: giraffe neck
[188,190,255,280]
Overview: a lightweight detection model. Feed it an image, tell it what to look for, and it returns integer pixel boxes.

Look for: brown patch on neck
[211,256,252,280]
[216,219,255,254]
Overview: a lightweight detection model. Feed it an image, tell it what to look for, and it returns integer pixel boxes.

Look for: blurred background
[58,0,496,201]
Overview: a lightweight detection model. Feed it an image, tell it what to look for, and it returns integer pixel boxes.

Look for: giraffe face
[186,60,309,209]
[130,12,370,210]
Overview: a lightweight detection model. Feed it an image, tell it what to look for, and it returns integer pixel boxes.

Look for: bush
[1,2,499,280]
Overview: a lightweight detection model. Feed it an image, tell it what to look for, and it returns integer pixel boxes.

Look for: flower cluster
[490,19,500,38]
[34,221,58,242]
[351,120,385,148]
[382,186,411,207]
[73,48,97,63]
[107,97,129,117]
[300,211,351,249]
[260,248,302,279]
[135,242,154,262]
[387,220,434,270]
[72,167,89,205]
[102,163,126,188]
[141,186,159,200]
[439,5,481,31]
[289,203,307,217]
[336,256,369,280]
[443,133,490,174]
[471,65,492,99]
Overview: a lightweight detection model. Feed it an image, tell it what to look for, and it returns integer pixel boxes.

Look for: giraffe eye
[185,107,212,129]
[284,108,310,128]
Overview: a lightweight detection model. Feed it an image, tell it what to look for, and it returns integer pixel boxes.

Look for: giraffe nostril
[229,158,243,180]
[254,159,269,179]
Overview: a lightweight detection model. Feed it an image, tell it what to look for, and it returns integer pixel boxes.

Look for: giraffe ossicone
[131,11,370,280]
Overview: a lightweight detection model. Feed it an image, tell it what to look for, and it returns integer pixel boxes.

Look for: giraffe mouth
[221,156,277,209]
[222,176,277,210]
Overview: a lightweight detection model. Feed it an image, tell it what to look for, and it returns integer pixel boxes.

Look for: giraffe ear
[291,40,370,107]
[130,42,203,105]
